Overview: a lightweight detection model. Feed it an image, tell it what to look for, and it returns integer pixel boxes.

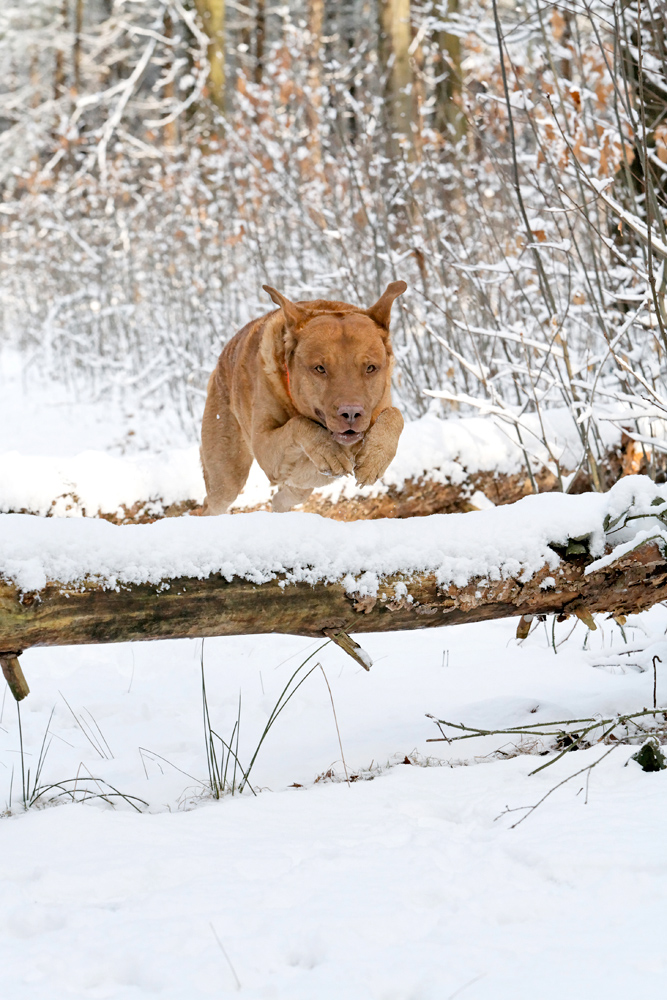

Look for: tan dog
[200,281,406,514]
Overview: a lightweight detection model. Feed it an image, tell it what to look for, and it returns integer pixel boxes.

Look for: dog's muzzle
[332,429,364,446]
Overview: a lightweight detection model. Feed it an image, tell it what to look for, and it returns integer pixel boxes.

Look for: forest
[1,0,666,487]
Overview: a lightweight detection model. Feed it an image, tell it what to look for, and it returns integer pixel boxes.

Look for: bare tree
[435,0,465,142]
[306,0,324,162]
[379,0,413,143]
[254,0,265,85]
[73,0,84,94]
[195,0,226,111]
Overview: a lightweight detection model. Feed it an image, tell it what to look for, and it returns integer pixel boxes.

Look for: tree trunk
[163,11,179,147]
[1,539,664,651]
[435,0,466,143]
[54,1,67,102]
[254,0,266,86]
[379,0,413,144]
[195,0,226,112]
[73,0,84,94]
[306,0,324,164]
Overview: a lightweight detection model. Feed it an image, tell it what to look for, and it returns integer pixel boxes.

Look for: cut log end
[0,652,29,701]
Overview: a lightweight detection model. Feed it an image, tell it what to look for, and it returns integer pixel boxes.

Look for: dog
[200,281,406,514]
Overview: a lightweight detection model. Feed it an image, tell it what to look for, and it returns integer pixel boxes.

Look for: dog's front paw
[354,443,392,487]
[303,433,355,478]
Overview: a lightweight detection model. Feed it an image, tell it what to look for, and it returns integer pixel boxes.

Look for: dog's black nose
[338,404,364,425]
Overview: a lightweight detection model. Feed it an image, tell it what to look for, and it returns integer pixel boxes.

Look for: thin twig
[496,745,618,829]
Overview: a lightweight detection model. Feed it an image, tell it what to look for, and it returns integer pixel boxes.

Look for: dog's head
[263,282,406,445]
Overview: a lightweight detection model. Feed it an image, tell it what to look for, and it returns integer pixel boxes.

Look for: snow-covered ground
[3,619,667,999]
[1,348,666,999]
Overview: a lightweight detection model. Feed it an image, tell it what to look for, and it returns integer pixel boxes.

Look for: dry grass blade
[238,639,331,793]
[28,777,148,812]
[319,664,350,786]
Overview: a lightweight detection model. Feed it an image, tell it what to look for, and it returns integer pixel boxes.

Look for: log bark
[1,540,665,651]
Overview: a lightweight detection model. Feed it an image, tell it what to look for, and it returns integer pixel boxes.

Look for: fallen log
[1,459,560,524]
[0,537,665,654]
[2,455,615,524]
[2,475,667,705]
[139,433,653,521]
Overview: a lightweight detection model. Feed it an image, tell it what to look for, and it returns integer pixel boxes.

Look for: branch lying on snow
[428,705,667,828]
[2,477,667,651]
[497,745,619,829]
[426,707,667,752]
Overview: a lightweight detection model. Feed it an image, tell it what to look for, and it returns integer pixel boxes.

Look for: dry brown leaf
[551,9,566,41]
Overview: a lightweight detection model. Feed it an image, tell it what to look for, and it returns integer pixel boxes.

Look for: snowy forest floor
[1,350,666,999]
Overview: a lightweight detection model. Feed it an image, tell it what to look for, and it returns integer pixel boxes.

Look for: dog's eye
[366,364,377,373]
[313,365,326,375]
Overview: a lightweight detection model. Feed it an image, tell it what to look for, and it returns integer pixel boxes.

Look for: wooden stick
[515,614,533,640]
[0,652,29,701]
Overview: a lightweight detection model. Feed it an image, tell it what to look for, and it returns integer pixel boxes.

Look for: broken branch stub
[322,628,373,671]
[0,651,29,701]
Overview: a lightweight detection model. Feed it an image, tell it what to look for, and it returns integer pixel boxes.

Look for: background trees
[1,2,666,492]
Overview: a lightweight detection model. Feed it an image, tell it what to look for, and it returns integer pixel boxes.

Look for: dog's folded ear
[364,281,407,330]
[263,285,306,331]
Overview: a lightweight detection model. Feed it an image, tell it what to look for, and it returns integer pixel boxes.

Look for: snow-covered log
[2,477,667,654]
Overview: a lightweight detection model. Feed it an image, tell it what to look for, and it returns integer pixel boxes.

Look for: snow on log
[1,477,667,651]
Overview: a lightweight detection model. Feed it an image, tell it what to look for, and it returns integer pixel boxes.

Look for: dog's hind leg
[271,485,313,513]
[200,374,252,515]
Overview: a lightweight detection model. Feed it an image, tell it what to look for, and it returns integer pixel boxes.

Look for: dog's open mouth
[332,429,364,446]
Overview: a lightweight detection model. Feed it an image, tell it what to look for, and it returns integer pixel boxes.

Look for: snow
[1,474,665,596]
[0,448,207,518]
[2,616,667,999]
[1,352,667,999]
[0,414,523,517]
[0,348,190,457]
